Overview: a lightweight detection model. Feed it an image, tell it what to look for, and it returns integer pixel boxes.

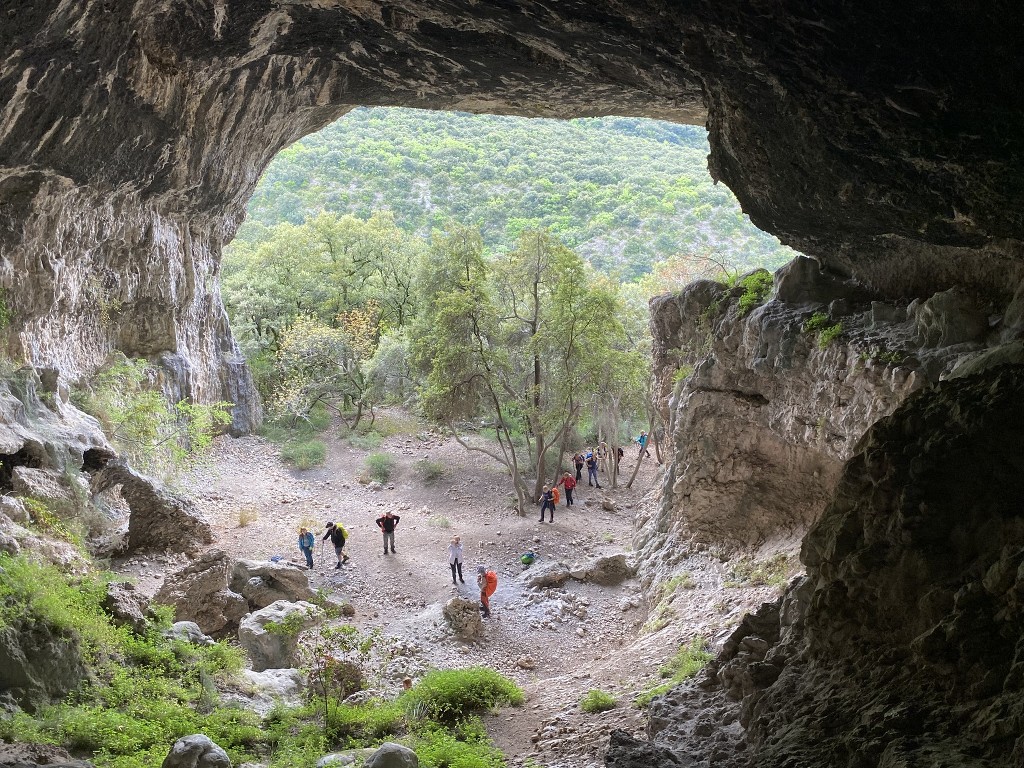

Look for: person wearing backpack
[477,565,498,618]
[586,451,602,488]
[573,452,585,482]
[557,471,576,506]
[298,526,316,569]
[323,522,350,569]
[538,485,556,523]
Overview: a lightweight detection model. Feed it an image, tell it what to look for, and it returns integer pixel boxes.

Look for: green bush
[401,668,524,725]
[325,699,406,745]
[364,452,395,483]
[634,638,712,708]
[580,689,617,713]
[724,553,791,588]
[802,312,843,349]
[414,458,446,484]
[412,718,506,768]
[280,439,327,469]
[736,271,773,316]
[347,431,384,450]
[0,554,260,768]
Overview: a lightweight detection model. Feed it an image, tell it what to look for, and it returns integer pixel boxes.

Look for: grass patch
[364,452,395,483]
[579,689,617,714]
[401,667,524,725]
[427,516,451,529]
[659,572,695,599]
[724,553,791,588]
[412,718,506,768]
[640,600,673,634]
[802,312,843,349]
[346,430,384,451]
[262,403,330,469]
[413,458,446,484]
[280,439,327,470]
[237,507,259,528]
[0,554,258,767]
[634,638,712,708]
[736,271,773,316]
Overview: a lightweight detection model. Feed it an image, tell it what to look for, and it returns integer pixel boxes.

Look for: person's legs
[565,488,573,506]
[457,561,464,583]
[480,591,490,617]
[451,562,457,584]
[386,531,396,553]
[382,533,389,555]
[303,549,313,569]
[576,466,582,482]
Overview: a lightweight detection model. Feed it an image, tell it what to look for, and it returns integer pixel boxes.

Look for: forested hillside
[234,108,794,279]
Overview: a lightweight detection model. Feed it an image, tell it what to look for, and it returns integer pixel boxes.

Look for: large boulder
[570,554,634,586]
[164,621,216,647]
[153,550,248,638]
[520,561,571,589]
[102,581,149,634]
[442,597,484,640]
[364,743,418,768]
[0,742,95,767]
[161,734,231,768]
[238,600,321,672]
[92,461,212,555]
[230,559,315,609]
[0,622,86,711]
[11,467,82,512]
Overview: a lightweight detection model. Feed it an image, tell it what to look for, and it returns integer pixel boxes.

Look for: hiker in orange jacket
[477,565,498,618]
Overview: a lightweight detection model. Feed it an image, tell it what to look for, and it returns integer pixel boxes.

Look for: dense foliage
[234,108,795,280]
[0,555,522,768]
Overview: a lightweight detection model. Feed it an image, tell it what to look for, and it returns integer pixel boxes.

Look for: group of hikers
[537,434,648,522]
[294,435,650,618]
[297,517,498,618]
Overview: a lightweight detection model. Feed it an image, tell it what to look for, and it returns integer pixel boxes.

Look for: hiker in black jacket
[376,511,400,554]
[323,522,350,569]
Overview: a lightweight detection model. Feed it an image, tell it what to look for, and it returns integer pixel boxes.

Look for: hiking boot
[383,550,388,555]
[334,563,342,569]
[391,548,396,553]
[459,578,465,584]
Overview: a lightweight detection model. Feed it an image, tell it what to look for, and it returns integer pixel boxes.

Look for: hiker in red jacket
[477,565,498,618]
[557,472,576,506]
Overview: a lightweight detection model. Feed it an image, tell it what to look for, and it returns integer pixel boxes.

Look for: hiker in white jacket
[447,536,465,584]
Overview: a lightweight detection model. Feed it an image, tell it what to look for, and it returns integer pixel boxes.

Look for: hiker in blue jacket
[298,526,315,569]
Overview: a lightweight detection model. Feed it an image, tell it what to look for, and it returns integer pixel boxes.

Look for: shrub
[580,689,617,713]
[427,516,451,529]
[736,271,773,316]
[280,439,327,469]
[401,668,524,725]
[414,458,446,484]
[634,638,712,708]
[412,718,506,768]
[802,312,843,349]
[347,431,384,450]
[724,553,791,588]
[364,452,395,483]
[324,699,405,744]
[237,507,259,527]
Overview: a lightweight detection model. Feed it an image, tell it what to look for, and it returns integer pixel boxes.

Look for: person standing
[448,535,465,584]
[376,510,400,554]
[637,430,649,457]
[573,452,585,482]
[477,564,497,618]
[558,472,576,506]
[322,522,349,569]
[597,442,608,474]
[586,451,602,488]
[538,485,556,523]
[298,526,315,569]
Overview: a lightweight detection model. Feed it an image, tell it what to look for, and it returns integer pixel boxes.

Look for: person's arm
[322,530,331,541]
[376,517,384,530]
[393,515,400,528]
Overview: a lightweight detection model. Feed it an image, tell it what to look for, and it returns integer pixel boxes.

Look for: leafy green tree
[413,228,635,512]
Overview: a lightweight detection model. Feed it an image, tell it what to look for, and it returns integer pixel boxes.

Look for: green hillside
[235,108,795,280]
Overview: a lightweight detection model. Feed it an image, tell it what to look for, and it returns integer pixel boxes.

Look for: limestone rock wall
[639,256,1024,583]
[613,364,1024,767]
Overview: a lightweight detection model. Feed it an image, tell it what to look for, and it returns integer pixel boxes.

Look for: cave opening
[0,446,43,493]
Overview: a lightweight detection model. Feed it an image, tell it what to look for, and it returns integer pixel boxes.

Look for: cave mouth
[0,447,43,493]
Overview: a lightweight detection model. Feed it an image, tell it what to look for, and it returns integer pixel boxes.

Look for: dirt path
[117,411,783,767]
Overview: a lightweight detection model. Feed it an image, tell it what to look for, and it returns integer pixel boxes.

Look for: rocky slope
[612,363,1024,767]
[638,256,1024,587]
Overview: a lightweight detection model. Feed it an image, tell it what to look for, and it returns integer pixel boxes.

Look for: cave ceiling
[2,1,1023,299]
